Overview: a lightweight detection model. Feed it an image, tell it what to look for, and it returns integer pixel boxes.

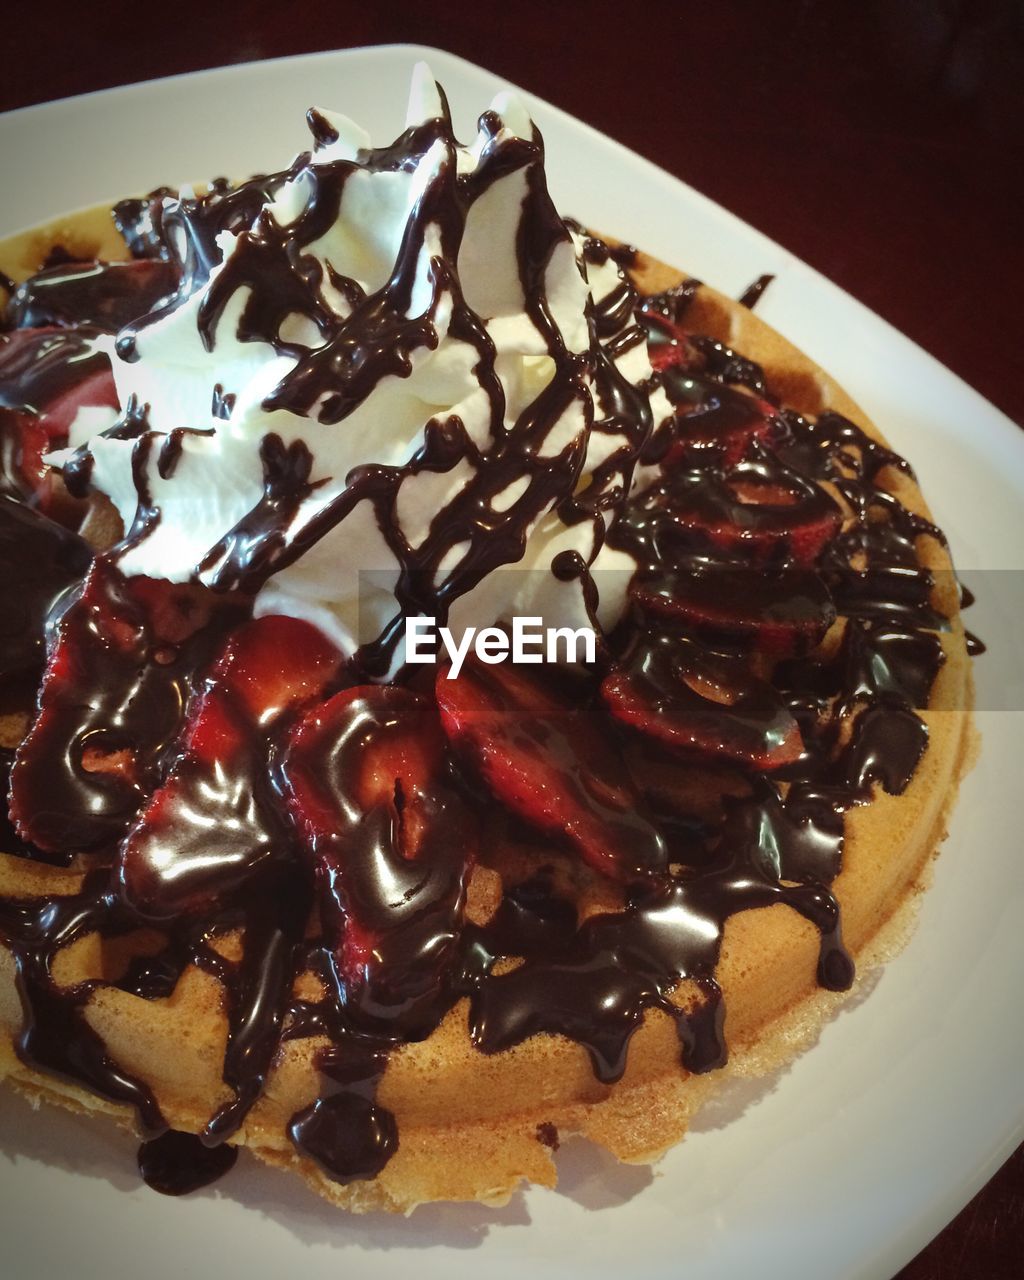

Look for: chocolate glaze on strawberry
[5,259,178,332]
[0,326,117,506]
[436,659,667,881]
[738,273,775,310]
[602,632,805,771]
[631,565,836,653]
[9,559,245,852]
[0,871,166,1134]
[0,134,977,1201]
[283,687,477,1035]
[0,495,92,697]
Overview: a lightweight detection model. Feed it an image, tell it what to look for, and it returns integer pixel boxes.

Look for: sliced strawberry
[281,686,475,1034]
[204,613,342,723]
[0,327,119,431]
[602,632,804,771]
[10,558,242,853]
[638,445,842,567]
[665,387,778,469]
[6,259,178,332]
[631,565,836,655]
[118,615,342,919]
[0,493,93,689]
[643,311,691,372]
[620,733,752,837]
[435,658,666,882]
[0,327,118,506]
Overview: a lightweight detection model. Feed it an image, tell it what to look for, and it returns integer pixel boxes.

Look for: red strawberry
[630,565,836,655]
[10,559,238,853]
[640,447,842,567]
[602,632,804,771]
[118,615,342,919]
[6,259,178,332]
[664,390,778,469]
[281,686,475,1033]
[0,493,93,687]
[0,327,118,506]
[641,311,690,372]
[435,658,666,882]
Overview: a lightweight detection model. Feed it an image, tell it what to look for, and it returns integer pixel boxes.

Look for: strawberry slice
[210,612,343,723]
[665,387,778,469]
[118,615,342,919]
[0,494,93,689]
[10,558,242,853]
[602,632,804,771]
[640,307,779,467]
[0,327,118,506]
[281,686,475,1034]
[630,565,836,655]
[435,658,666,883]
[641,310,691,372]
[6,259,179,332]
[638,445,842,567]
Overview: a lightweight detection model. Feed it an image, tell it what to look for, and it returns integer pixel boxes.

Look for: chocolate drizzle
[287,1042,397,1183]
[467,830,852,1083]
[9,558,244,853]
[5,259,178,332]
[738,273,774,310]
[0,103,978,1200]
[0,326,115,504]
[138,1129,239,1195]
[76,104,658,684]
[0,873,165,1134]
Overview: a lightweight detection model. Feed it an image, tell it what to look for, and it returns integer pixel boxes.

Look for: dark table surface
[4,1,1023,1274]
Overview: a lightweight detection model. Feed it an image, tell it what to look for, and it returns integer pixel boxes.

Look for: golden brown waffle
[0,206,976,1211]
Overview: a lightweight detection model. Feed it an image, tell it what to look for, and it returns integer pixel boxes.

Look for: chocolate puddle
[138,1130,239,1196]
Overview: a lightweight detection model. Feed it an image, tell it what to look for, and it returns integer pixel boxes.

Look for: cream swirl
[64,63,671,672]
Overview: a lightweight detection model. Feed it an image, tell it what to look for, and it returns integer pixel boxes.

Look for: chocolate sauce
[738,273,775,310]
[0,325,107,415]
[138,1130,238,1195]
[0,110,979,1198]
[0,326,114,502]
[95,107,656,683]
[536,1121,560,1149]
[9,558,244,852]
[5,259,178,332]
[288,1043,397,1183]
[203,887,310,1144]
[111,188,175,261]
[280,686,476,1036]
[0,495,92,692]
[469,826,852,1082]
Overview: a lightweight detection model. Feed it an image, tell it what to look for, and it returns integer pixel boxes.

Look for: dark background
[4,0,1023,1274]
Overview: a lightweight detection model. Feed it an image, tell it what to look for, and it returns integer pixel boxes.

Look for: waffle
[0,203,976,1212]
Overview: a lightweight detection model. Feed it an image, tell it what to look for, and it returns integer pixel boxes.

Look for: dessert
[0,65,976,1212]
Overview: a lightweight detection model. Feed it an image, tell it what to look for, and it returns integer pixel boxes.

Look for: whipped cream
[64,63,671,672]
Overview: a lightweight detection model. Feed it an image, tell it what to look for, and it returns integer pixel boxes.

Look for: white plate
[1,43,1022,1280]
